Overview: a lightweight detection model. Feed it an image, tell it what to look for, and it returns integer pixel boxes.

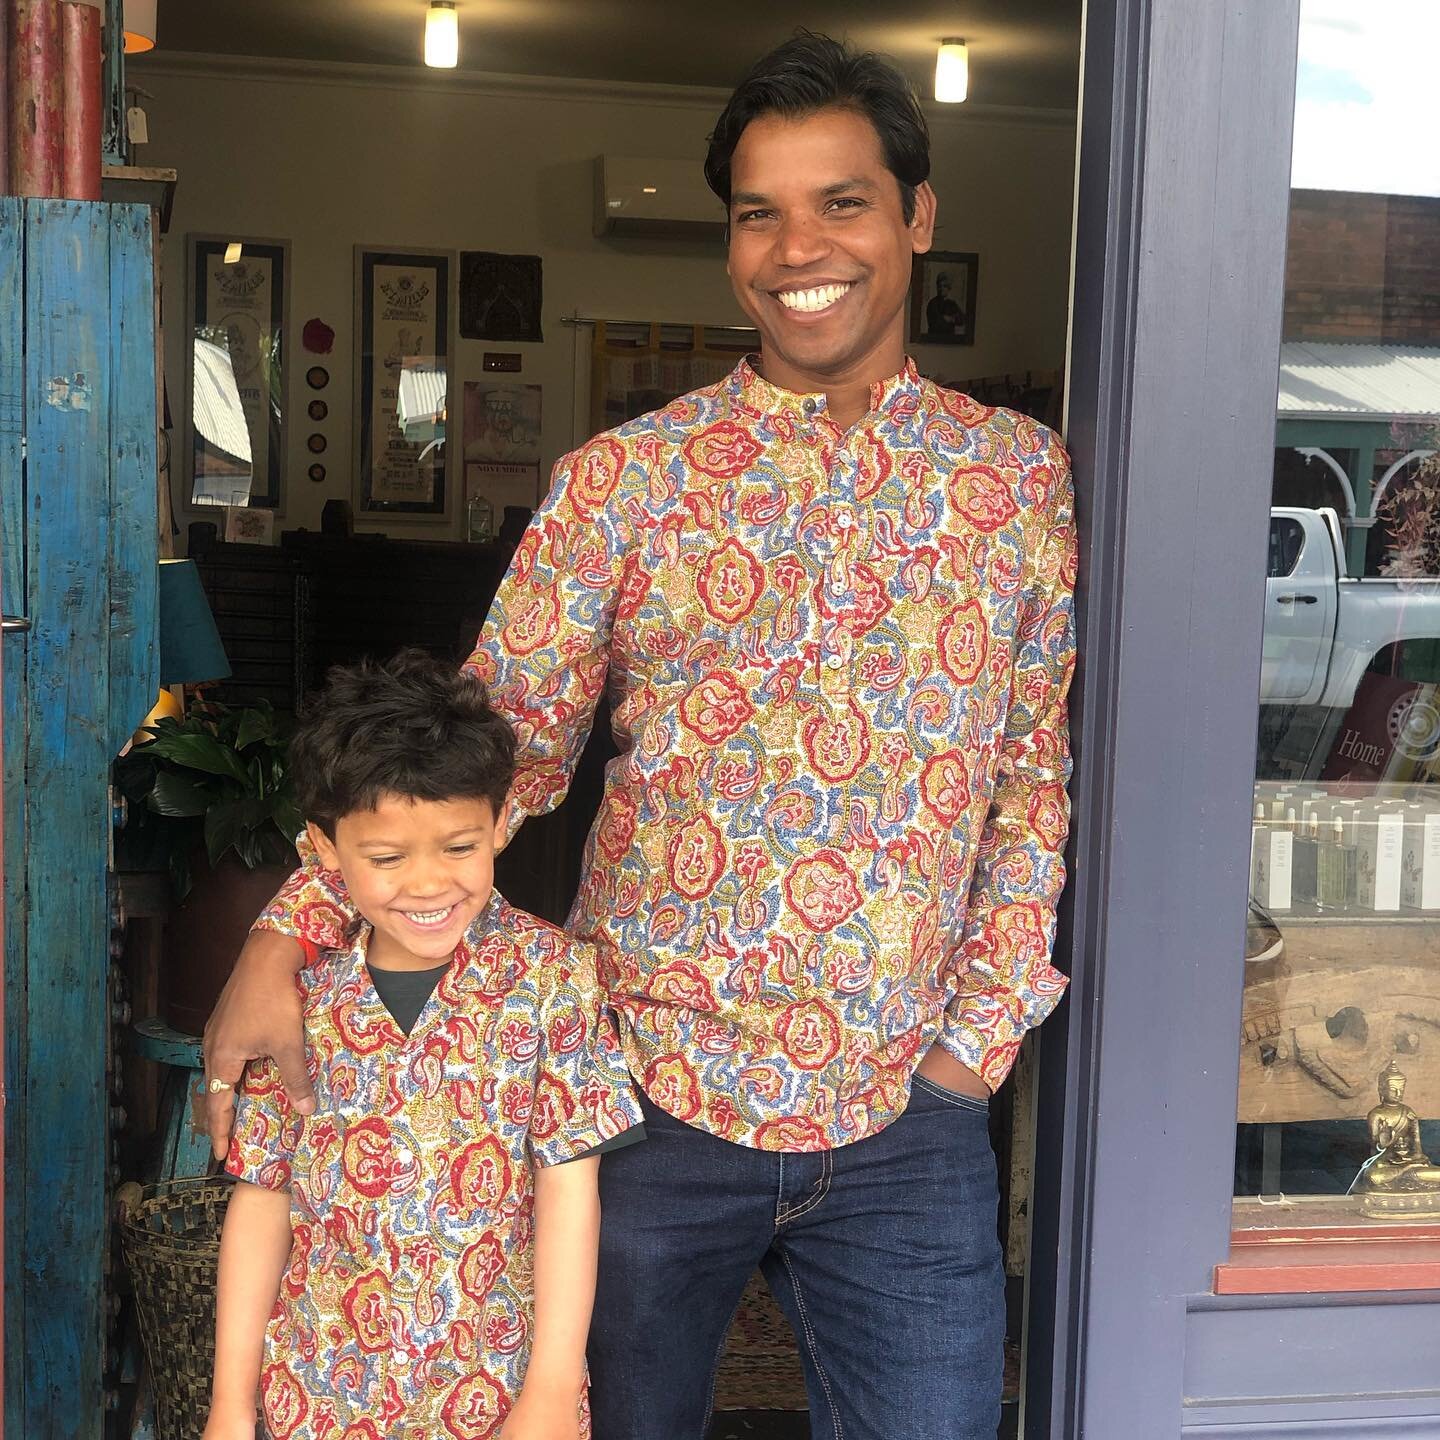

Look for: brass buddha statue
[1354,1063,1440,1218]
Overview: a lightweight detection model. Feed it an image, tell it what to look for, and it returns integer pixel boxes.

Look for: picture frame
[459,251,543,343]
[185,235,290,512]
[354,246,454,521]
[910,250,978,346]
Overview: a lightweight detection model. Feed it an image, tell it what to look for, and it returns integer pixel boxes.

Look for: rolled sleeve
[224,1057,301,1193]
[527,946,644,1167]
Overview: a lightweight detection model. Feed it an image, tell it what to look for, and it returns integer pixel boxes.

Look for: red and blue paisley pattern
[228,895,641,1439]
[258,357,1075,1151]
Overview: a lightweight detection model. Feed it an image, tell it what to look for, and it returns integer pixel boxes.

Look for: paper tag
[126,106,149,145]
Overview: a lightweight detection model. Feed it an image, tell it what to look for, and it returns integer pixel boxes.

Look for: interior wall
[137,56,1077,541]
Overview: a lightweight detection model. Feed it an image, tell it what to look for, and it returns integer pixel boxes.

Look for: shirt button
[835,511,854,530]
[802,397,819,416]
[826,654,844,670]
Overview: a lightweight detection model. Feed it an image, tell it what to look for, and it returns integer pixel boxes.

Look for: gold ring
[207,1077,234,1094]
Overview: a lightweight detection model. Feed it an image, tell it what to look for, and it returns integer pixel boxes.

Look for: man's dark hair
[291,648,515,837]
[704,32,930,224]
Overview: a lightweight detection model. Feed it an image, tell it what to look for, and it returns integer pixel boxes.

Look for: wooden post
[7,0,64,198]
[0,0,10,194]
[0,194,22,1440]
[2,197,156,1440]
[59,0,101,201]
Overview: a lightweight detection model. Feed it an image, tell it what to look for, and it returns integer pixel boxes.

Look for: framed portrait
[354,247,454,520]
[910,250,978,346]
[185,235,290,512]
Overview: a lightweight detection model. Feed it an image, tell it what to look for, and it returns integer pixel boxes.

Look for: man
[205,33,1076,1440]
[926,270,964,337]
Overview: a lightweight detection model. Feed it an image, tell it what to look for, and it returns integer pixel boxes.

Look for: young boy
[203,651,643,1440]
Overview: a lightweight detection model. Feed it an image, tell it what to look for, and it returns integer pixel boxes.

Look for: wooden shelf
[100,164,176,231]
[1219,1205,1440,1293]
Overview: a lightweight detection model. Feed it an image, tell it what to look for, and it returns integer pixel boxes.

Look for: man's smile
[772,280,856,315]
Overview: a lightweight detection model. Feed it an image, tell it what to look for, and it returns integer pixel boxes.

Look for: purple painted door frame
[1025,1,1440,1434]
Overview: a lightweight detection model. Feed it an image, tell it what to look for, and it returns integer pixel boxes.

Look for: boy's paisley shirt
[228,893,641,1440]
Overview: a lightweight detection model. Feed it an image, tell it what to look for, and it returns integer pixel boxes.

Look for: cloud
[1292,0,1440,198]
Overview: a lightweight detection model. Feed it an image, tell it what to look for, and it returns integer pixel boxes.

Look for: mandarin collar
[732,355,923,424]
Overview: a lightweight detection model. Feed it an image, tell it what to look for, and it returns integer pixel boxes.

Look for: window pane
[1234,0,1440,1236]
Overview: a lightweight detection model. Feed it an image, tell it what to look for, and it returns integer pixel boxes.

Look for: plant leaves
[235,708,275,751]
[145,729,250,783]
[272,796,304,845]
[203,801,245,866]
[149,771,211,818]
[204,796,275,866]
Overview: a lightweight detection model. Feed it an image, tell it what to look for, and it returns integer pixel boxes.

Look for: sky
[1292,0,1440,197]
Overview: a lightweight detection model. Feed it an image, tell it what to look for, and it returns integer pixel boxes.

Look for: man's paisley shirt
[259,357,1076,1151]
[228,894,642,1439]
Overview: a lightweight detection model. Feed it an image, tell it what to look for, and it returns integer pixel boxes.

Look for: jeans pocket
[910,1072,990,1114]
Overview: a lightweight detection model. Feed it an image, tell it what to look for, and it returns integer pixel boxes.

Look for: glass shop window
[1234,0,1440,1240]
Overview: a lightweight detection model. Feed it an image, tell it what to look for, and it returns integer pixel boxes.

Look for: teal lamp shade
[158,558,231,685]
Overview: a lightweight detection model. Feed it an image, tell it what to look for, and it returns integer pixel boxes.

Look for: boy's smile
[308,792,510,971]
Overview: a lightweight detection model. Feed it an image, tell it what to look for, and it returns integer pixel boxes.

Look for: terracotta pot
[160,854,294,1037]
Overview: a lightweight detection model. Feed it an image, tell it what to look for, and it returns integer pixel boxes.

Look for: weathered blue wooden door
[1,197,158,1439]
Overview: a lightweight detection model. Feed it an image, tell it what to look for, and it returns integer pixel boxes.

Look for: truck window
[1267,515,1304,578]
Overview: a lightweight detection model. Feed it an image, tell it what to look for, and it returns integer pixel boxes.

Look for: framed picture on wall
[909,249,978,345]
[185,235,290,512]
[354,246,453,520]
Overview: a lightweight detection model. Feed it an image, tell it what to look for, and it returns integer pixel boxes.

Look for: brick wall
[1283,190,1440,343]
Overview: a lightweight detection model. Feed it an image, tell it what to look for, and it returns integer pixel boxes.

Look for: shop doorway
[98,5,1086,1438]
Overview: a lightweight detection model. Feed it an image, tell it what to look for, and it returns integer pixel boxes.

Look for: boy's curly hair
[290,648,515,837]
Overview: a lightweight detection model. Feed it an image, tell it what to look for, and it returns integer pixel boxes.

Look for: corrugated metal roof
[1278,342,1440,422]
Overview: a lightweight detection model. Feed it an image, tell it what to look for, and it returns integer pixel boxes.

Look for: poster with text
[188,237,288,511]
[355,248,451,518]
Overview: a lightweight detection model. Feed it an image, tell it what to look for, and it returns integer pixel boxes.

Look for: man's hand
[498,1386,582,1440]
[203,929,313,1158]
[916,1042,991,1100]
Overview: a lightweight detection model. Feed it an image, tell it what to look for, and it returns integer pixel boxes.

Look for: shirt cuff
[556,1122,647,1165]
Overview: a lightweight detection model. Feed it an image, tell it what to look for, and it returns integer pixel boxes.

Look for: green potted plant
[115,700,302,1034]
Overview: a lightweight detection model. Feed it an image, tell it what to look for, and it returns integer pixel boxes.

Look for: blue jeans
[588,1075,1005,1440]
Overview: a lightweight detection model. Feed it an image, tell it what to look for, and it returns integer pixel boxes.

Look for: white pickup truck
[1263,506,1440,709]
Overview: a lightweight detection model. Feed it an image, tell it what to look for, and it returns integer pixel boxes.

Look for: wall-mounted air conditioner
[593,156,725,240]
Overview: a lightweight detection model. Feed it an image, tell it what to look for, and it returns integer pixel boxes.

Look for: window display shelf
[1219,1202,1440,1293]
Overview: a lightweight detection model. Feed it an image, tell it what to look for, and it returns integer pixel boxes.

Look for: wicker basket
[118,1174,234,1440]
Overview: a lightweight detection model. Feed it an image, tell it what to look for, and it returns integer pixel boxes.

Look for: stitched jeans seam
[699,1290,747,1439]
[779,1247,845,1439]
[777,1147,832,1225]
[911,1073,990,1113]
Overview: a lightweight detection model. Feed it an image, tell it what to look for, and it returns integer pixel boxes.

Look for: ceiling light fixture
[935,38,969,104]
[123,0,157,54]
[425,1,458,68]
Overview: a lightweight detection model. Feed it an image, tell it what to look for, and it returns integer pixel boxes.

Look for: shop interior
[85,2,1085,1437]
[8,1,1440,1435]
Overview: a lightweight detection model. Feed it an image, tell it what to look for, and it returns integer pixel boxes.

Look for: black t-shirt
[366,961,644,1162]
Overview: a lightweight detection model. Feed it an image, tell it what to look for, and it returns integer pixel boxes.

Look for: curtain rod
[560,314,758,336]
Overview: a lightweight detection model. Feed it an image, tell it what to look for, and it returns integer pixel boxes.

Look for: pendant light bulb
[935,38,969,104]
[425,1,458,68]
